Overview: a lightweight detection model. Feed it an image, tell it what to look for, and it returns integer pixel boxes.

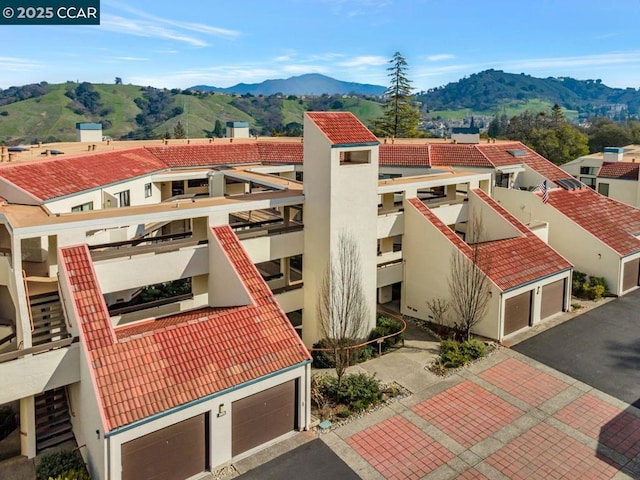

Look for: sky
[2,0,640,91]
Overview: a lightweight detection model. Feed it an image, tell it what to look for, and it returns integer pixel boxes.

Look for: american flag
[539,180,548,204]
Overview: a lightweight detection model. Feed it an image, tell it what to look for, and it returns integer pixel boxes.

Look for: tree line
[488,106,640,165]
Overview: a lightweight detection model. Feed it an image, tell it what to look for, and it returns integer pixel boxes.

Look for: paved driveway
[236,439,360,480]
[513,289,640,407]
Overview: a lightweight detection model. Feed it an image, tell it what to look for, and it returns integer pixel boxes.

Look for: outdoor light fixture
[217,403,226,418]
[537,286,541,294]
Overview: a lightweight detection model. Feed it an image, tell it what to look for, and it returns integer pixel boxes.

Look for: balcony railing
[0,337,75,364]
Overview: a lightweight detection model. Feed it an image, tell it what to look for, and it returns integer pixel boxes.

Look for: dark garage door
[504,291,532,336]
[122,414,206,480]
[623,259,640,292]
[232,380,297,457]
[541,280,565,319]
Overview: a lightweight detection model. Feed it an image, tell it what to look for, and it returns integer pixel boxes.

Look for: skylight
[507,149,527,157]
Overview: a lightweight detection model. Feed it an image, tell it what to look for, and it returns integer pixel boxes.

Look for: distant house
[562,145,640,207]
[451,127,480,144]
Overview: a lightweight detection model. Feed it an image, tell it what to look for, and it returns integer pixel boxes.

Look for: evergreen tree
[373,52,420,138]
[213,119,224,138]
[173,121,186,139]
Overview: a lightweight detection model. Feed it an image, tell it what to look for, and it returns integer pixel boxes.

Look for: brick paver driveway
[323,350,640,480]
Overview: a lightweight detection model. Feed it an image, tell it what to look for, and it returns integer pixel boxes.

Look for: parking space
[513,289,640,407]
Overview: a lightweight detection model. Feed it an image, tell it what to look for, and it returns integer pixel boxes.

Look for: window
[339,150,370,165]
[598,183,610,197]
[71,201,93,212]
[117,190,130,207]
[580,166,597,175]
[495,172,509,188]
[144,183,152,198]
[580,177,596,189]
[187,178,208,189]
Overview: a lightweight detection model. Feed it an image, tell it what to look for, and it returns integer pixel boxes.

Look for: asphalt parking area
[513,289,640,407]
[236,438,360,480]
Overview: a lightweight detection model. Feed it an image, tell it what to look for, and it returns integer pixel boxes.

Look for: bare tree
[318,233,369,389]
[425,298,450,326]
[449,214,492,341]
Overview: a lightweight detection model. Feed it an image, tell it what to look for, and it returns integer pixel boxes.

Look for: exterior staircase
[35,387,75,453]
[29,293,69,347]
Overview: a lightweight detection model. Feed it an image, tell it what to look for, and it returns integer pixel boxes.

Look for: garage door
[121,414,206,480]
[504,291,532,336]
[623,259,640,292]
[541,280,565,320]
[232,380,297,457]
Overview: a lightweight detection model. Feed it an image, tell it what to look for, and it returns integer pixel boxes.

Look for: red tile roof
[429,144,493,168]
[471,189,571,291]
[146,143,262,168]
[58,226,309,432]
[546,187,640,256]
[407,192,571,291]
[0,149,166,202]
[306,112,379,146]
[0,140,575,202]
[379,144,430,167]
[598,161,640,180]
[257,142,303,164]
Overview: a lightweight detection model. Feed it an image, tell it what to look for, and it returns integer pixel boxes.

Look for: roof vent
[507,149,527,157]
[556,178,583,190]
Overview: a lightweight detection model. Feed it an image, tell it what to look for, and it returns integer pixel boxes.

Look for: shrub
[438,339,487,369]
[583,284,605,300]
[0,405,17,441]
[319,373,382,413]
[311,338,334,369]
[49,470,91,480]
[572,272,609,300]
[589,276,609,293]
[35,450,87,480]
[572,271,587,297]
[438,340,467,368]
[460,338,486,360]
[368,316,403,353]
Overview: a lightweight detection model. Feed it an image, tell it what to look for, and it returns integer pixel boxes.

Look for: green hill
[0,82,384,144]
[2,71,639,144]
[417,69,640,120]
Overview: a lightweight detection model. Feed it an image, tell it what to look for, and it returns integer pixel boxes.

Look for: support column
[378,285,393,304]
[381,193,395,212]
[281,257,291,286]
[208,172,225,197]
[20,396,36,458]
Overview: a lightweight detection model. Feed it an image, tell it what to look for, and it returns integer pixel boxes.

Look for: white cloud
[321,0,392,17]
[113,56,150,61]
[98,1,241,47]
[0,57,44,72]
[427,54,455,62]
[501,51,640,71]
[100,14,210,47]
[338,55,387,67]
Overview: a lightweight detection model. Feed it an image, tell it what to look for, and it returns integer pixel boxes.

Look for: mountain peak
[189,74,386,96]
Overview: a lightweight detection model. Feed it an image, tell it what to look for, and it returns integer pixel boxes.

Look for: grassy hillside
[426,98,579,122]
[0,83,385,144]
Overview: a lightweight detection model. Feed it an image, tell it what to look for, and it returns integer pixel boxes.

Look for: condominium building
[0,113,636,479]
